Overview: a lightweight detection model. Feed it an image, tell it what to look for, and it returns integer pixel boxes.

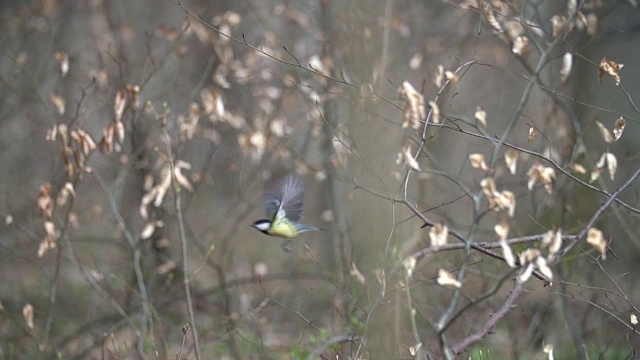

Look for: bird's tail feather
[296,224,325,233]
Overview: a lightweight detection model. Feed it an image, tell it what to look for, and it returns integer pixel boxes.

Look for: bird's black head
[251,219,272,234]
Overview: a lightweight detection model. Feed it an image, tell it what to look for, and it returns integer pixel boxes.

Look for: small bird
[251,173,322,243]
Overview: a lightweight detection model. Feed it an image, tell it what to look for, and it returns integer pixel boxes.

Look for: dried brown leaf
[429,223,449,248]
[571,163,587,174]
[599,58,624,85]
[114,89,127,122]
[350,262,366,285]
[469,153,488,170]
[399,81,425,129]
[494,221,510,240]
[560,52,573,83]
[174,160,194,192]
[54,51,69,77]
[50,94,65,115]
[437,269,461,288]
[592,152,617,181]
[587,227,607,259]
[550,15,566,36]
[37,183,54,219]
[505,149,518,175]
[429,100,440,124]
[397,145,421,171]
[23,304,34,330]
[126,84,140,109]
[528,127,537,143]
[595,121,614,143]
[403,256,416,278]
[500,239,516,268]
[614,117,626,140]
[536,256,553,280]
[512,36,530,56]
[475,107,487,128]
[527,164,556,194]
[434,65,445,87]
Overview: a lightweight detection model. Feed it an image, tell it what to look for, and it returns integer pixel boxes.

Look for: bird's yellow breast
[266,219,298,239]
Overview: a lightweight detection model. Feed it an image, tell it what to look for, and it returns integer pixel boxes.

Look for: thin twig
[160,126,202,360]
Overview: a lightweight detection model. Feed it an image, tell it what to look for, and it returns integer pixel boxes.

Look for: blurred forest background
[1,0,640,359]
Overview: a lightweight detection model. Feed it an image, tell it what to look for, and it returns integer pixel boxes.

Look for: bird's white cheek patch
[255,223,271,231]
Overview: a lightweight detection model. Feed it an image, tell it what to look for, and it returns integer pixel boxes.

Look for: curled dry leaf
[595,121,614,143]
[71,129,97,156]
[500,190,516,217]
[520,248,541,264]
[536,256,553,280]
[434,65,445,87]
[429,223,449,248]
[350,262,366,285]
[469,153,488,171]
[614,117,626,140]
[528,127,537,143]
[155,165,173,207]
[437,269,461,288]
[56,182,75,206]
[174,160,194,192]
[505,149,518,175]
[115,121,125,143]
[527,164,556,194]
[481,178,515,216]
[114,89,127,122]
[201,88,226,119]
[38,221,57,257]
[429,100,440,124]
[23,304,34,330]
[544,343,554,359]
[519,262,535,283]
[409,343,422,356]
[495,221,510,240]
[399,81,425,129]
[50,94,65,115]
[550,15,566,36]
[591,152,617,181]
[482,3,503,33]
[512,36,530,56]
[542,229,563,255]
[99,124,115,154]
[571,163,587,174]
[586,227,607,259]
[249,131,266,162]
[126,84,140,109]
[140,220,164,240]
[409,53,423,70]
[599,58,623,85]
[54,51,69,77]
[396,145,421,171]
[37,183,54,219]
[560,52,573,83]
[403,256,417,278]
[156,260,176,275]
[504,21,524,40]
[445,71,459,84]
[500,239,516,268]
[480,177,497,197]
[475,107,487,128]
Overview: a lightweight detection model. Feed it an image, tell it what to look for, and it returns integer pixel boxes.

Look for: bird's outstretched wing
[264,174,305,223]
